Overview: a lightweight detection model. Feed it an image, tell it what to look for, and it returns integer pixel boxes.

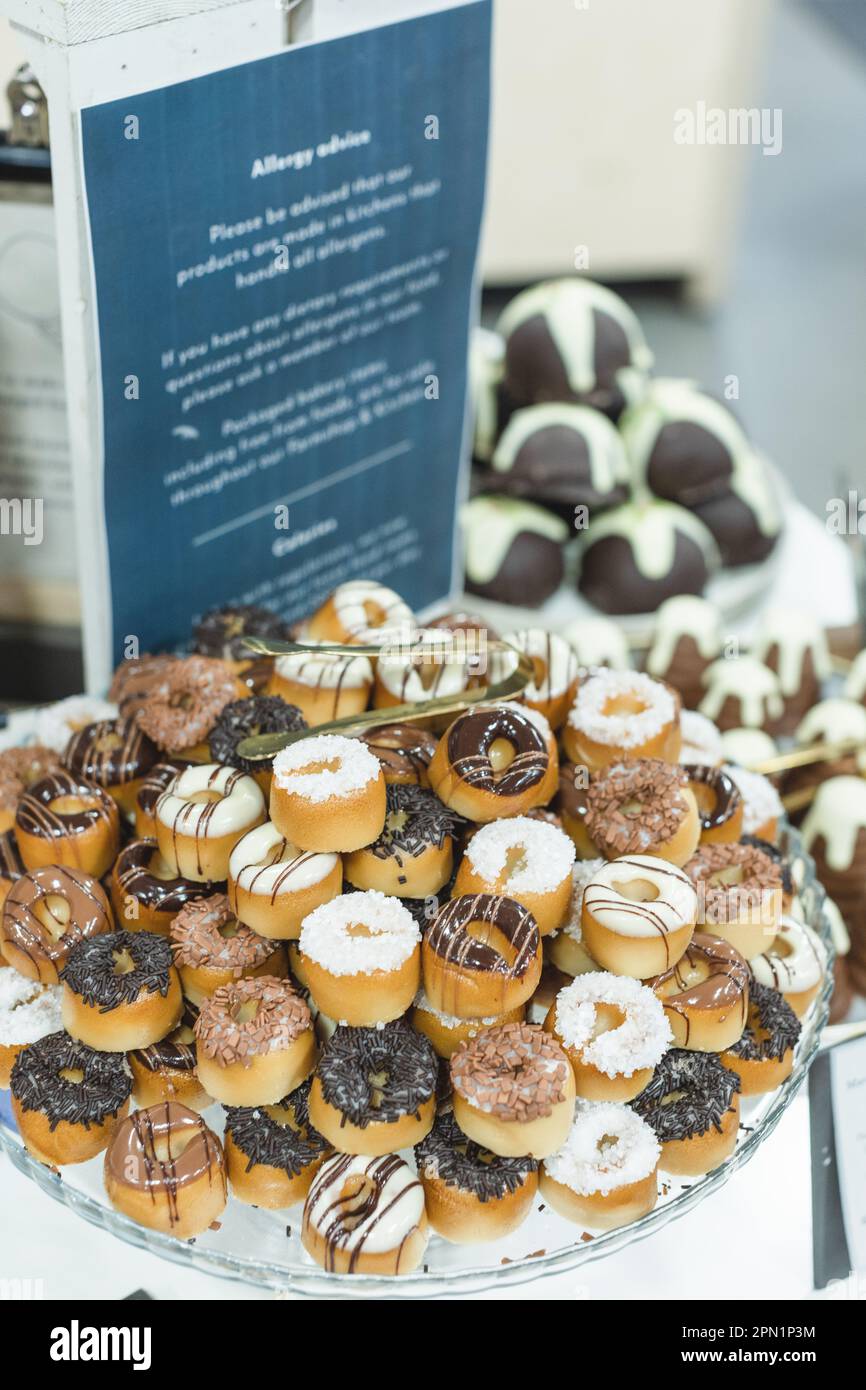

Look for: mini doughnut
[563,670,681,771]
[751,914,826,1017]
[0,745,61,833]
[228,821,341,940]
[581,856,697,979]
[109,653,175,720]
[541,1102,660,1231]
[453,814,576,936]
[740,834,794,912]
[428,706,551,823]
[308,1019,438,1155]
[63,718,159,817]
[582,760,700,867]
[422,893,542,1019]
[544,972,672,1102]
[722,981,801,1095]
[686,841,782,960]
[32,695,118,752]
[60,929,183,1052]
[0,972,62,1086]
[110,838,216,937]
[679,710,723,767]
[373,629,471,708]
[557,761,597,858]
[208,696,307,792]
[298,890,420,1027]
[684,764,743,844]
[0,828,26,915]
[302,1152,428,1276]
[193,601,286,665]
[2,865,112,983]
[415,1106,538,1243]
[450,1021,575,1158]
[134,759,192,838]
[224,1078,331,1208]
[721,764,783,842]
[359,723,438,787]
[104,1102,227,1238]
[343,784,462,899]
[194,975,316,1106]
[498,629,580,729]
[156,763,267,882]
[268,649,374,726]
[128,1002,210,1112]
[270,734,386,853]
[547,860,606,978]
[15,770,120,878]
[303,579,415,646]
[170,893,286,1004]
[507,703,560,806]
[10,1030,132,1165]
[631,1048,741,1175]
[135,655,247,758]
[411,988,525,1059]
[526,962,573,1025]
[646,932,750,1052]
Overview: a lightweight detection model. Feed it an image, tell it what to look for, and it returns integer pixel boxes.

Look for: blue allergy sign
[81,3,491,661]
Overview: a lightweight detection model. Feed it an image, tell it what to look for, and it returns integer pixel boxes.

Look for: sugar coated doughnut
[194,975,316,1106]
[309,1018,437,1155]
[453,814,575,936]
[541,1102,659,1230]
[170,892,286,1003]
[564,670,681,771]
[582,759,700,867]
[304,579,415,646]
[544,972,672,1102]
[647,931,750,1052]
[156,763,266,882]
[10,1030,132,1165]
[686,841,782,959]
[224,1079,331,1209]
[60,929,183,1052]
[270,734,386,853]
[450,1020,575,1158]
[415,1106,538,1243]
[302,1152,428,1276]
[0,973,62,1086]
[722,981,801,1095]
[750,914,826,1016]
[581,856,697,978]
[422,893,542,1019]
[632,1048,741,1175]
[104,1102,227,1238]
[547,859,606,977]
[429,706,551,822]
[228,821,341,940]
[298,890,420,1026]
[1,865,112,983]
[15,770,120,878]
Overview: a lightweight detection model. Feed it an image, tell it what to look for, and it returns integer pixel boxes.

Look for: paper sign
[830,1036,866,1274]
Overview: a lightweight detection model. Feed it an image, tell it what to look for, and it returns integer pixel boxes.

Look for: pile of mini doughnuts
[464,277,782,612]
[0,580,832,1276]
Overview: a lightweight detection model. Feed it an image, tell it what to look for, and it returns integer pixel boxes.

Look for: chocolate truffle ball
[485,402,630,520]
[577,499,718,616]
[463,495,568,608]
[619,378,747,506]
[691,462,782,566]
[497,278,653,421]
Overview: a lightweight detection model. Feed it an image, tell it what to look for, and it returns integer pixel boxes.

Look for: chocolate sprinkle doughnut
[366,784,464,863]
[194,603,287,662]
[61,930,174,1012]
[316,1019,438,1130]
[727,981,801,1063]
[10,1030,132,1130]
[208,696,306,774]
[415,1107,536,1202]
[446,707,548,796]
[631,1048,740,1142]
[224,1079,329,1176]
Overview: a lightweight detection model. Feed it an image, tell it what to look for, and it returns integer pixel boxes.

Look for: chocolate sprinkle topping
[316,1019,438,1129]
[415,1107,536,1202]
[61,930,174,1012]
[208,696,307,774]
[224,1079,330,1176]
[10,1030,132,1130]
[631,1048,740,1142]
[194,603,287,662]
[729,980,801,1062]
[363,783,464,862]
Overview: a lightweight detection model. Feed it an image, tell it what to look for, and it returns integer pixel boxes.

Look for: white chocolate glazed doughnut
[722,764,783,840]
[498,629,580,728]
[545,971,671,1102]
[454,814,576,936]
[698,657,783,731]
[564,669,680,770]
[541,1101,659,1231]
[375,629,471,707]
[581,855,696,979]
[156,764,266,882]
[270,733,386,853]
[302,1152,428,1276]
[227,822,341,940]
[561,616,631,671]
[751,915,826,1017]
[304,580,415,646]
[269,649,373,727]
[679,710,723,767]
[299,890,420,1026]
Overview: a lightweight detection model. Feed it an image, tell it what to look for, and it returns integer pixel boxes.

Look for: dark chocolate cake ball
[496,278,653,421]
[462,494,568,608]
[578,499,719,616]
[619,378,747,506]
[691,459,782,566]
[486,402,630,519]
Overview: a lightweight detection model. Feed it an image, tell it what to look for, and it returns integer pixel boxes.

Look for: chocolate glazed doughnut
[422,893,543,1019]
[360,724,438,786]
[134,760,193,839]
[111,838,216,936]
[429,707,550,821]
[1,865,112,982]
[104,1102,227,1238]
[646,932,749,1052]
[63,719,159,815]
[129,1002,210,1111]
[15,770,120,879]
[684,765,743,844]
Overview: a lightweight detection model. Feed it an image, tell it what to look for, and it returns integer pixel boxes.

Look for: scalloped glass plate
[0,825,832,1298]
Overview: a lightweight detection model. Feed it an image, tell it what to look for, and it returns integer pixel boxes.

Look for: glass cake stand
[0,825,836,1298]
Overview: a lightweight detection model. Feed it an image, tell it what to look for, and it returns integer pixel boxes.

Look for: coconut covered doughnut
[228,821,341,940]
[453,815,576,936]
[547,859,606,977]
[374,629,471,708]
[582,760,700,867]
[309,1018,438,1155]
[1,865,112,983]
[304,579,415,646]
[0,745,62,832]
[135,655,245,756]
[429,706,551,822]
[0,972,62,1087]
[422,893,542,1019]
[411,988,525,1059]
[751,914,826,1017]
[544,972,672,1102]
[224,1078,331,1209]
[646,932,750,1052]
[156,763,266,882]
[110,838,216,937]
[15,769,120,879]
[302,1152,428,1276]
[498,629,580,728]
[450,1020,575,1158]
[270,734,386,853]
[581,856,697,979]
[679,710,723,767]
[360,723,438,787]
[170,893,286,1004]
[134,759,193,838]
[686,841,782,960]
[563,670,681,771]
[31,695,118,753]
[63,718,159,816]
[541,1102,660,1231]
[722,981,801,1095]
[684,765,743,844]
[722,764,783,842]
[298,890,421,1027]
[343,784,463,899]
[10,1030,132,1166]
[104,1102,227,1239]
[415,1106,538,1244]
[60,929,183,1052]
[194,975,316,1107]
[269,650,374,727]
[631,1048,741,1176]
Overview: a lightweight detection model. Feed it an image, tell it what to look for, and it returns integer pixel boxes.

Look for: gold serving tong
[235,635,535,761]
